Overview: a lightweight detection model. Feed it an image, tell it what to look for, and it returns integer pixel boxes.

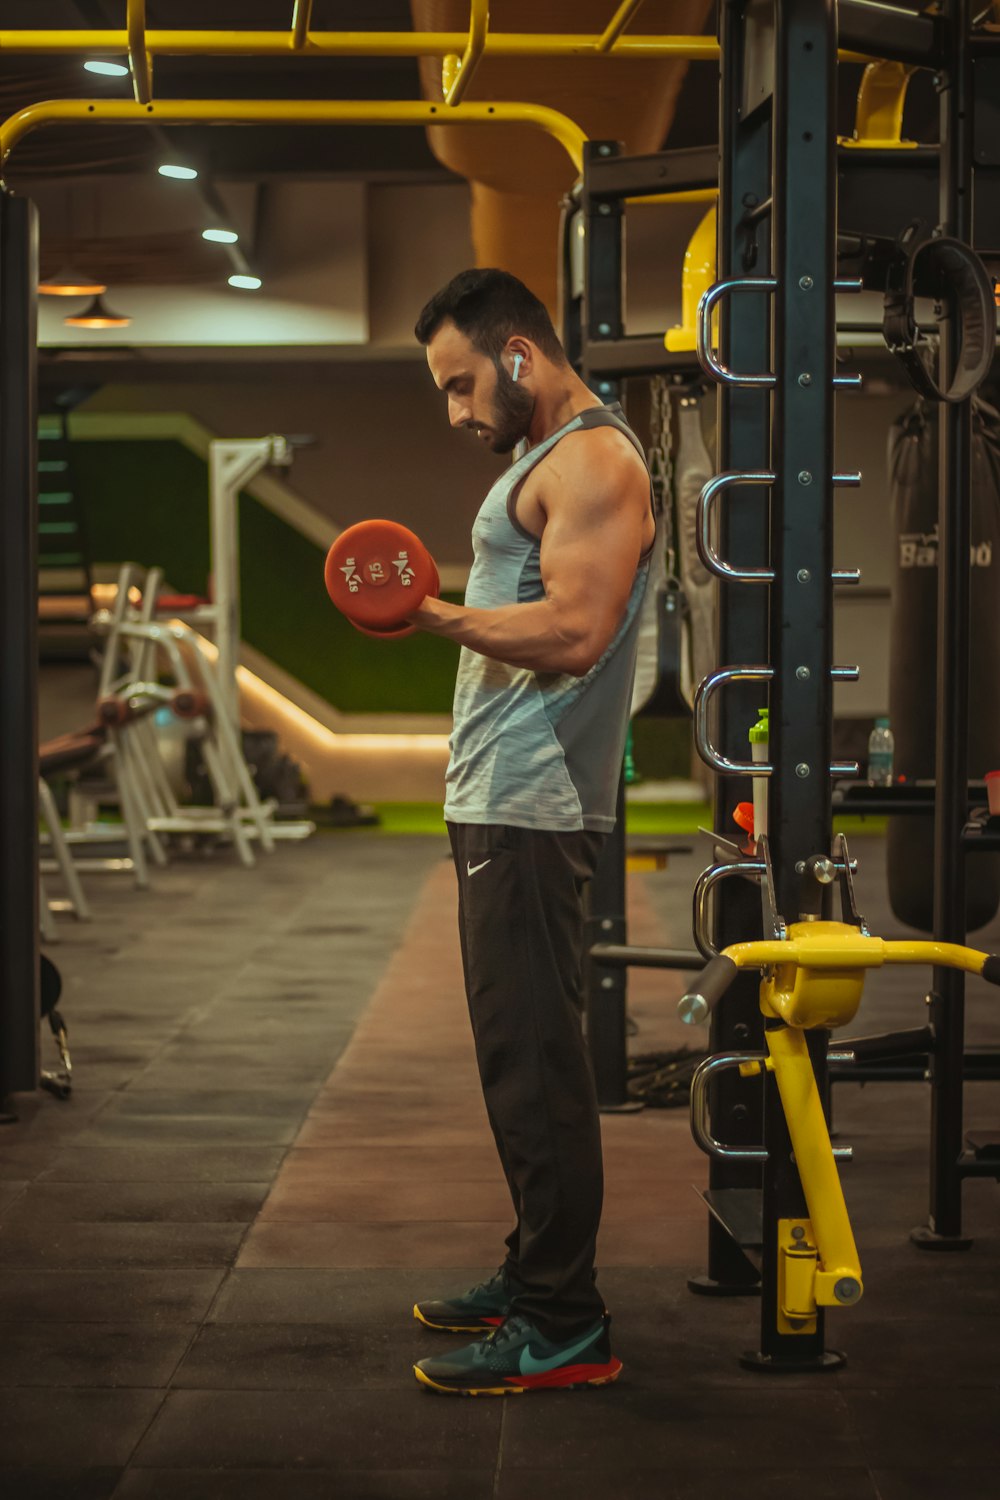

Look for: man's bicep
[539,471,648,645]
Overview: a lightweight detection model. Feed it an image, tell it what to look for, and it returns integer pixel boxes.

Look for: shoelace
[478,1314,530,1354]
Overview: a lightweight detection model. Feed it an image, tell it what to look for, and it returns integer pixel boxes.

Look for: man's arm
[408,429,651,677]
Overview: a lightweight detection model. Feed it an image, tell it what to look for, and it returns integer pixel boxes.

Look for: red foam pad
[324,519,437,630]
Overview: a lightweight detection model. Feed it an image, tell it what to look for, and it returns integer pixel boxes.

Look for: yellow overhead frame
[0,28,719,64]
[127,0,152,105]
[290,0,314,53]
[0,97,589,174]
[443,0,490,107]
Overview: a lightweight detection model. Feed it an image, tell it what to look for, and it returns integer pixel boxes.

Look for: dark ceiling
[0,2,949,189]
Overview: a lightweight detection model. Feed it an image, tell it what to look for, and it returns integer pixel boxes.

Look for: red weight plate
[325,519,435,630]
[351,618,417,641]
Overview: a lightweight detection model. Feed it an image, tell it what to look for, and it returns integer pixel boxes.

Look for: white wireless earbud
[511,353,524,382]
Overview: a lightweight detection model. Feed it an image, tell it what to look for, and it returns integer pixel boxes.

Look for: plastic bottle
[867,716,895,786]
[749,707,769,843]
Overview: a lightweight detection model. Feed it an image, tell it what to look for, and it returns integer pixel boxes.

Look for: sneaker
[413,1312,622,1395]
[413,1269,514,1334]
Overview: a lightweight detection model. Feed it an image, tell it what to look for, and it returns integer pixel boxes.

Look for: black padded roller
[677,955,739,1025]
[981,955,1000,987]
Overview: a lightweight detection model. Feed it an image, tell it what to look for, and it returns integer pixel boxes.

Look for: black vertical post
[579,140,631,1108]
[691,0,771,1299]
[747,0,840,1370]
[914,0,974,1251]
[0,188,40,1102]
[581,139,624,409]
[584,776,632,1109]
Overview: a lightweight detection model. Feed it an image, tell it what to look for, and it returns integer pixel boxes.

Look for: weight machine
[572,0,1000,1368]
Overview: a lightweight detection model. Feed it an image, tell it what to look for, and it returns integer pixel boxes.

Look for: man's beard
[486,364,534,454]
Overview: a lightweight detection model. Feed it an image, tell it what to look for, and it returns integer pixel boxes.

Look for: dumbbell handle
[678,955,740,1026]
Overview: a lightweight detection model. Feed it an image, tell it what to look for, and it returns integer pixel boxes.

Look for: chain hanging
[648,374,677,577]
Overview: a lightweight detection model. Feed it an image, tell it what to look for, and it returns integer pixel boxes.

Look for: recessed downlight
[203,228,239,244]
[84,60,130,77]
[228,274,262,290]
[158,164,199,181]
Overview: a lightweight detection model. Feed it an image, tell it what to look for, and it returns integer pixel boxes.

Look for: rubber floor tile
[0,1145,61,1180]
[293,1115,493,1149]
[274,1144,504,1184]
[835,1316,1000,1386]
[499,1387,863,1470]
[132,1387,501,1469]
[596,1214,708,1266]
[844,1388,1000,1467]
[113,1468,496,1499]
[0,1467,121,1500]
[4,1181,272,1224]
[208,1266,488,1324]
[0,1322,195,1388]
[0,1221,246,1271]
[0,1270,223,1324]
[495,1469,881,1500]
[172,1321,418,1390]
[106,1090,315,1120]
[236,1219,508,1269]
[257,1175,512,1223]
[872,1470,1000,1500]
[37,1146,287,1183]
[0,1180,27,1211]
[65,1114,304,1148]
[118,1064,333,1093]
[0,1389,164,1468]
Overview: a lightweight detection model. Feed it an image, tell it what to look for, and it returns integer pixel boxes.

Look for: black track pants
[447,821,607,1342]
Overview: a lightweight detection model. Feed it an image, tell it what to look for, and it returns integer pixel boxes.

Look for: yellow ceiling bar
[0,30,720,62]
[597,0,647,54]
[290,0,313,53]
[445,0,489,105]
[0,97,589,174]
[126,0,152,105]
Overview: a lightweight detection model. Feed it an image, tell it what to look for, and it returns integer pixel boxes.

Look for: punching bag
[886,396,1000,932]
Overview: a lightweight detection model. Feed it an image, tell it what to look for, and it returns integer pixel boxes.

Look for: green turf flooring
[344,803,889,838]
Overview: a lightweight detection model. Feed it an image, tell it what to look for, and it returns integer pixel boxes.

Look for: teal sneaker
[413,1312,622,1395]
[413,1269,515,1333]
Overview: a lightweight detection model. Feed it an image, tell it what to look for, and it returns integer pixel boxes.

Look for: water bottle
[867,716,894,786]
[749,707,769,841]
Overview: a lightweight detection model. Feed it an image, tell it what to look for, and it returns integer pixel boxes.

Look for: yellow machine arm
[679,923,1000,1328]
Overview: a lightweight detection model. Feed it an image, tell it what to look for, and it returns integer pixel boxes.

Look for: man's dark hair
[414,268,566,365]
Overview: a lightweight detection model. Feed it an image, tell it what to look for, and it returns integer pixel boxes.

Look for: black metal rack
[570,0,1000,1369]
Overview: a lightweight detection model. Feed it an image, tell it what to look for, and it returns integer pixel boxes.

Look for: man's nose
[448,395,471,429]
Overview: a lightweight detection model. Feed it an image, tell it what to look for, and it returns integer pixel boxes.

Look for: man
[406,268,655,1396]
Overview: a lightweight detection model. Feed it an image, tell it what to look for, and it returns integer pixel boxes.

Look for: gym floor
[1,830,998,1498]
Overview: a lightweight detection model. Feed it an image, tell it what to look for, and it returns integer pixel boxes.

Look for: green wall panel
[69,437,460,714]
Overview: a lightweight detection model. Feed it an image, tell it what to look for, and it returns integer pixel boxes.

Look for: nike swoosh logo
[467,859,491,876]
[519,1328,599,1376]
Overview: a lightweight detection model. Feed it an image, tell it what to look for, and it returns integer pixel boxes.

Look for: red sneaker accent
[482,1316,504,1327]
[505,1358,622,1390]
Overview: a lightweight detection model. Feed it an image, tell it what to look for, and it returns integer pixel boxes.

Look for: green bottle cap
[875,716,890,729]
[749,708,769,745]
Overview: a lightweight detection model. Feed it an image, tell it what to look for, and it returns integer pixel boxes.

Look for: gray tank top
[445,403,653,833]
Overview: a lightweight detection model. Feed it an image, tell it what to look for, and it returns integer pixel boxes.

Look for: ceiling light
[202,228,239,244]
[39,266,108,297]
[84,60,130,77]
[228,274,262,290]
[158,164,198,181]
[64,294,131,329]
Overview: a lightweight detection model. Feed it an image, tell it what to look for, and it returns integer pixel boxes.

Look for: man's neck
[525,368,605,449]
